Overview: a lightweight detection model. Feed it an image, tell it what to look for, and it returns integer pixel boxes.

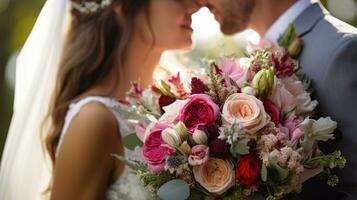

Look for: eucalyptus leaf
[158,179,190,200]
[142,89,156,110]
[123,133,143,150]
[261,164,268,182]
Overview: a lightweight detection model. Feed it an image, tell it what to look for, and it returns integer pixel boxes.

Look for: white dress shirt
[264,0,319,43]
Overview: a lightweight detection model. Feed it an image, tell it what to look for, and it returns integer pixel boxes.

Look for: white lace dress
[56,96,150,200]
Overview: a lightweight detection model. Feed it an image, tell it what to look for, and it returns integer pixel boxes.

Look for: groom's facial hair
[221,0,255,35]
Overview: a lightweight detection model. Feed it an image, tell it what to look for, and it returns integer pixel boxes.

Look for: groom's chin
[220,25,246,35]
[219,19,249,35]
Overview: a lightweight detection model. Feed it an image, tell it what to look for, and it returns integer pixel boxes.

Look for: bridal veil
[0,0,70,199]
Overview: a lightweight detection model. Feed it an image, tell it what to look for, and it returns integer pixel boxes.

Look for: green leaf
[261,164,268,182]
[123,133,143,150]
[158,179,190,200]
[277,24,297,50]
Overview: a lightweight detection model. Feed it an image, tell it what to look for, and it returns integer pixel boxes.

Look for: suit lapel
[293,2,329,37]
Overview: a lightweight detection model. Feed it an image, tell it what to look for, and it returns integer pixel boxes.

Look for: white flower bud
[192,129,208,145]
[162,128,182,147]
[174,122,188,141]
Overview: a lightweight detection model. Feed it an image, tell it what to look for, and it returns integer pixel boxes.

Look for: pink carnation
[188,145,209,166]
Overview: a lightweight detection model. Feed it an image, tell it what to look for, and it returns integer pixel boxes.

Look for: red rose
[235,154,262,188]
[179,94,219,133]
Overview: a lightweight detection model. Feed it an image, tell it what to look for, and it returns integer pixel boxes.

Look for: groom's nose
[183,0,202,15]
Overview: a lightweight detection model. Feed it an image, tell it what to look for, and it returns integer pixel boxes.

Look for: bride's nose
[183,0,202,15]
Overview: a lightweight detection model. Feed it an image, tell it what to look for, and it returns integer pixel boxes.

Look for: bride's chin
[168,36,193,51]
[178,38,194,50]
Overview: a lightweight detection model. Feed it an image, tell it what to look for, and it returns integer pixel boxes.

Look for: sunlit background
[1,0,357,156]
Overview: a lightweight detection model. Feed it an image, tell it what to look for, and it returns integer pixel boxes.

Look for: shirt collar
[264,0,318,43]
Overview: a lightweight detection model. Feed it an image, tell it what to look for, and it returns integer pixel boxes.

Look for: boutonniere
[278,24,304,59]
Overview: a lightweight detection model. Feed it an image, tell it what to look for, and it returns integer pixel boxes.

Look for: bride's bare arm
[50,102,124,200]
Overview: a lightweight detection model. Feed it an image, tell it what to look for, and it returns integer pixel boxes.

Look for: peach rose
[222,93,271,134]
[193,158,235,195]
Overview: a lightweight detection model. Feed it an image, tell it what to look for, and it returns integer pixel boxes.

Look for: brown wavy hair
[44,0,151,173]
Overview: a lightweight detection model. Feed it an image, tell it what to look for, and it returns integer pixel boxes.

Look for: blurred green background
[0,0,357,157]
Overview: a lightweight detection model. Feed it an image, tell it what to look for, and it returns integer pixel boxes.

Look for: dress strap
[55,96,130,156]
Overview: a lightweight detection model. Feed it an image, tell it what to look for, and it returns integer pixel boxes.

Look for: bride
[0,0,200,199]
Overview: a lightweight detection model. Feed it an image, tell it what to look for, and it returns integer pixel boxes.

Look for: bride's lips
[182,24,193,32]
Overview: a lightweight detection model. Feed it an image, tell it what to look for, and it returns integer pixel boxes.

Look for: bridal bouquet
[114,34,346,200]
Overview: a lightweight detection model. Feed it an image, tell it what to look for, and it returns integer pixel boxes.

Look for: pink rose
[193,158,235,195]
[218,57,251,88]
[143,123,173,172]
[188,145,209,166]
[179,94,220,133]
[222,93,271,134]
[263,100,280,125]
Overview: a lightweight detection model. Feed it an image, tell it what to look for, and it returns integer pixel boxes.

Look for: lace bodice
[56,96,150,200]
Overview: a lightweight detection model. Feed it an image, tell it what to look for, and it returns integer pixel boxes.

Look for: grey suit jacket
[290,2,357,200]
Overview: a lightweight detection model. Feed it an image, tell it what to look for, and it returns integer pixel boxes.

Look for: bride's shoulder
[61,102,121,153]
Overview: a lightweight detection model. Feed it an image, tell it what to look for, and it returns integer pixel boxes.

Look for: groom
[195,0,357,199]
